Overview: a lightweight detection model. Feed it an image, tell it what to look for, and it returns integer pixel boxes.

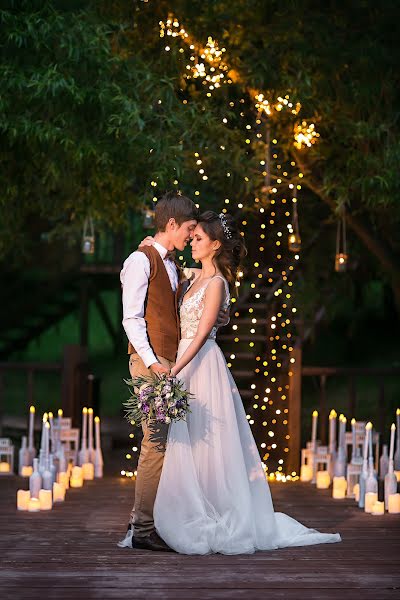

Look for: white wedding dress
[154,275,341,555]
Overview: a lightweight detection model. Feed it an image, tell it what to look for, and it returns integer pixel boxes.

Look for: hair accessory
[218,213,232,239]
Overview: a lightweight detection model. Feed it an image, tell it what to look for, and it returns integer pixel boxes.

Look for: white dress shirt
[120,242,179,368]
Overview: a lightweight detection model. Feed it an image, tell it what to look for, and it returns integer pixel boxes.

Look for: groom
[118,191,199,551]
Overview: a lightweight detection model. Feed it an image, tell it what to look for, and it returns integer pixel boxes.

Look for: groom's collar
[153,241,169,260]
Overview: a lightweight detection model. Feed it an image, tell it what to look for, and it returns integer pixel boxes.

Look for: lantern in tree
[335,208,348,272]
[288,186,301,252]
[82,216,95,255]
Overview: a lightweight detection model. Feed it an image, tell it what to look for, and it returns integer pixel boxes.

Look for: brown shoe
[132,531,174,552]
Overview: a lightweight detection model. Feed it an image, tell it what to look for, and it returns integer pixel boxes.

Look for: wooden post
[61,345,88,426]
[287,345,302,474]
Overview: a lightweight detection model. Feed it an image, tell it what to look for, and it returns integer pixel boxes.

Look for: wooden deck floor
[1,464,399,600]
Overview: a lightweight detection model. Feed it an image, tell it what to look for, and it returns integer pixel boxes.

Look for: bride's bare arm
[170,278,225,377]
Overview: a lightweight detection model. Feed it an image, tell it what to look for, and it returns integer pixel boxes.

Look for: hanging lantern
[288,186,301,252]
[142,207,155,230]
[82,216,95,255]
[335,208,348,272]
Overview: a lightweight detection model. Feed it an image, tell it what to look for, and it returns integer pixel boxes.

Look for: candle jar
[82,463,94,481]
[364,492,378,513]
[332,476,347,499]
[300,464,313,482]
[0,461,11,473]
[21,466,33,477]
[316,470,331,489]
[39,489,53,510]
[353,483,360,502]
[17,490,30,511]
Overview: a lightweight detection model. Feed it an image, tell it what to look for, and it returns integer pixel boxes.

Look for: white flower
[165,393,171,399]
[165,417,171,424]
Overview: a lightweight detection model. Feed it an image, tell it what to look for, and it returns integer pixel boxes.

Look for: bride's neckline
[183,273,224,304]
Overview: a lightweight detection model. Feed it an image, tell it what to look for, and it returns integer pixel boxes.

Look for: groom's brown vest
[127,246,181,363]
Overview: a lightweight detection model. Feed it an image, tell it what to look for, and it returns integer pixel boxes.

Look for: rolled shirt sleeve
[120,252,158,368]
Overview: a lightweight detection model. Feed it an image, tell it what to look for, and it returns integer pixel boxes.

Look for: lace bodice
[180,275,230,340]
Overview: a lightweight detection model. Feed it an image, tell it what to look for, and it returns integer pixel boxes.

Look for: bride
[153,210,341,555]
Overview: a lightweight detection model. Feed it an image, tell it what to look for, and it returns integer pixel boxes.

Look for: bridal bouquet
[123,374,192,425]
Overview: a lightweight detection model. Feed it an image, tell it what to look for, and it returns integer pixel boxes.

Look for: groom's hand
[149,362,170,377]
[216,307,230,328]
[139,236,155,248]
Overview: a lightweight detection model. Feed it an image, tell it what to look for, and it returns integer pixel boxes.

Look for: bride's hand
[138,236,155,248]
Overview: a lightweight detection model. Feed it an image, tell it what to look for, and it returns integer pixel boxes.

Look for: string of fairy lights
[121,11,321,482]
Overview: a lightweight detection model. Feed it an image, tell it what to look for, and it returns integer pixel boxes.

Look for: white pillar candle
[21,466,33,477]
[40,413,48,454]
[367,421,373,459]
[28,405,35,451]
[28,497,40,512]
[39,489,52,510]
[53,482,66,502]
[389,423,396,461]
[364,491,378,513]
[57,408,63,429]
[88,407,94,461]
[94,416,104,478]
[353,483,360,502]
[48,412,54,452]
[82,462,94,480]
[316,470,331,489]
[388,493,400,514]
[371,501,385,515]
[17,490,30,510]
[311,410,318,449]
[329,409,337,453]
[300,464,313,482]
[351,418,356,460]
[44,421,50,459]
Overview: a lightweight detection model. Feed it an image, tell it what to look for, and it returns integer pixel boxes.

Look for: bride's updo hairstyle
[197,211,247,289]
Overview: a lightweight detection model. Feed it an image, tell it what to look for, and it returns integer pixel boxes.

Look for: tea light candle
[371,501,384,515]
[353,483,360,502]
[388,493,400,514]
[82,462,94,481]
[39,489,52,510]
[316,470,331,489]
[21,466,33,477]
[17,490,30,510]
[365,492,378,513]
[53,482,65,502]
[0,462,10,473]
[300,464,313,482]
[28,497,40,512]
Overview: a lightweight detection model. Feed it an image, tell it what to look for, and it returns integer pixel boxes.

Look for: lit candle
[40,413,48,454]
[300,464,313,482]
[88,408,94,462]
[0,462,10,473]
[21,466,33,477]
[364,491,378,513]
[79,407,88,466]
[353,483,360,502]
[329,409,337,453]
[82,462,94,481]
[28,497,40,512]
[44,421,50,459]
[28,405,35,451]
[351,418,356,461]
[367,421,373,459]
[388,493,400,514]
[17,490,30,510]
[371,501,384,515]
[389,423,396,461]
[316,470,331,489]
[53,482,65,502]
[48,412,54,452]
[39,489,52,510]
[57,408,63,428]
[57,471,69,489]
[395,471,400,482]
[94,416,103,478]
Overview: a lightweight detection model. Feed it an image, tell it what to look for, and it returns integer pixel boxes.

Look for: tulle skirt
[154,339,341,554]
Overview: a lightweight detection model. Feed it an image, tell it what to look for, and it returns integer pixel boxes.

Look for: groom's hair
[155,190,198,231]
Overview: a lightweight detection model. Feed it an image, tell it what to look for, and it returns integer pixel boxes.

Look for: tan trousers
[128,353,175,539]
